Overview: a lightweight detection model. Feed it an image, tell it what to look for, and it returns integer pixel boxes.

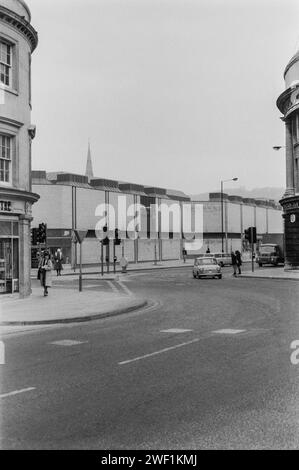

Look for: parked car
[193,257,222,279]
[256,234,284,267]
[196,252,231,267]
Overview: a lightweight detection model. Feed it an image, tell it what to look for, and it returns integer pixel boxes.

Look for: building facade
[277,50,299,269]
[31,171,283,267]
[0,0,38,296]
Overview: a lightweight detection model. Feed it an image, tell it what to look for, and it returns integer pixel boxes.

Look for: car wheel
[193,274,196,278]
[218,275,222,279]
[258,263,262,267]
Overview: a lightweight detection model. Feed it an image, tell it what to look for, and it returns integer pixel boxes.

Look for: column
[284,120,295,197]
[19,215,31,298]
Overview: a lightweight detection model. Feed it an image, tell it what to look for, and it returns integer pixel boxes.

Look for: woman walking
[54,249,63,276]
[38,251,53,296]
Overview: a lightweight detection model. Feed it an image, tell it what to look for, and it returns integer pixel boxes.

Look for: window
[0,135,11,183]
[292,114,299,143]
[0,41,12,87]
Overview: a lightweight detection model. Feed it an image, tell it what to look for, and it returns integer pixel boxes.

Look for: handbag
[37,267,41,280]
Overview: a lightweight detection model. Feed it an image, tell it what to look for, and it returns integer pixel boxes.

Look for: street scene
[1,0,299,455]
[1,265,299,449]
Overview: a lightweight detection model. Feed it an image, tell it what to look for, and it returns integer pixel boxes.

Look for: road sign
[73,230,88,244]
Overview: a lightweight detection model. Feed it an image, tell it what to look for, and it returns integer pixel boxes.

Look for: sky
[28,0,299,195]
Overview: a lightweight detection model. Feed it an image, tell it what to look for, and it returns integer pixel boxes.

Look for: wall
[32,185,72,228]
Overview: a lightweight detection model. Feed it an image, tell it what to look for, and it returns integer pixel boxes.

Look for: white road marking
[160,329,193,334]
[0,387,36,398]
[107,281,119,294]
[119,338,200,365]
[49,340,88,346]
[212,329,246,335]
[117,280,133,296]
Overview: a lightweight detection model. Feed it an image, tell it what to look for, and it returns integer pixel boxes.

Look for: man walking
[235,250,242,275]
[231,251,237,277]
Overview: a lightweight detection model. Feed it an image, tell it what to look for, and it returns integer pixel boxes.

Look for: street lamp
[272,146,285,151]
[221,177,238,253]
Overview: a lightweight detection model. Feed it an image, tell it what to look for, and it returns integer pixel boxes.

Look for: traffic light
[251,227,257,244]
[38,223,47,244]
[114,228,121,245]
[102,225,109,246]
[244,227,257,244]
[31,227,38,245]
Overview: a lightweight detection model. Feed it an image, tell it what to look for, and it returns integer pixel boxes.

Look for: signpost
[72,230,88,291]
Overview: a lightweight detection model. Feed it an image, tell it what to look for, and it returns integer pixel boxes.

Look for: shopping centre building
[31,169,283,267]
[0,0,38,296]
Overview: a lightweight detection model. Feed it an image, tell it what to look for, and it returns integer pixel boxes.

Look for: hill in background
[191,186,284,202]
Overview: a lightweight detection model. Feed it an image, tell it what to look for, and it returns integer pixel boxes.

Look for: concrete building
[191,193,283,256]
[0,0,38,296]
[31,166,283,267]
[277,50,299,269]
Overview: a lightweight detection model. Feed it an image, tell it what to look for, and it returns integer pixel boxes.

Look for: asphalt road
[1,267,299,449]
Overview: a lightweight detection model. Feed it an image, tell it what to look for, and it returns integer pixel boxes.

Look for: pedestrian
[235,250,242,275]
[182,249,187,263]
[38,250,53,296]
[206,247,210,254]
[54,249,63,276]
[231,251,237,277]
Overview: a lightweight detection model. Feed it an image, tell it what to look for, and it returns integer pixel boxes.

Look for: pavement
[0,281,147,326]
[240,266,299,281]
[31,259,195,278]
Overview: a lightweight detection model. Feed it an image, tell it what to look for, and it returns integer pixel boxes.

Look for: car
[196,252,231,267]
[193,257,222,279]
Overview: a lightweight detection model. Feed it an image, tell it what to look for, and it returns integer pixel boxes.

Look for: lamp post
[272,146,285,151]
[221,177,238,253]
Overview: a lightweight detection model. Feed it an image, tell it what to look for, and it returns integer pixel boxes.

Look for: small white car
[193,257,222,279]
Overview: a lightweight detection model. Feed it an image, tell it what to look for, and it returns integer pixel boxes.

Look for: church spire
[85,140,94,182]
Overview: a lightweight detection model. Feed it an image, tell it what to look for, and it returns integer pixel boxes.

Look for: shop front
[0,218,19,294]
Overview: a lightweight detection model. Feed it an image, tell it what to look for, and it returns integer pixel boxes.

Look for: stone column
[284,120,295,197]
[18,215,32,298]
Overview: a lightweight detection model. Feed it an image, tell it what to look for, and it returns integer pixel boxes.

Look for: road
[1,267,299,449]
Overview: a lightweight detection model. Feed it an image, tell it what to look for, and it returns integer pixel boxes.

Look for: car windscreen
[260,246,276,254]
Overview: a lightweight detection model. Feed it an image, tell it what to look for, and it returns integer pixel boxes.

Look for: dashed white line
[118,338,201,365]
[49,340,88,346]
[160,329,193,334]
[212,329,246,335]
[0,387,36,399]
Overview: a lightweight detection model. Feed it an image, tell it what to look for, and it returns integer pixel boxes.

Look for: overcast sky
[29,0,299,194]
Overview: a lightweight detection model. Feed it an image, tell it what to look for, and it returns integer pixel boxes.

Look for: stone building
[0,0,38,296]
[277,49,299,269]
